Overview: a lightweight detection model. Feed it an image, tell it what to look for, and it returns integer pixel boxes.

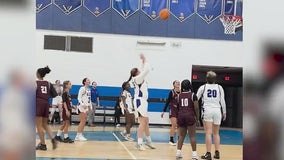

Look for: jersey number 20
[207,89,217,98]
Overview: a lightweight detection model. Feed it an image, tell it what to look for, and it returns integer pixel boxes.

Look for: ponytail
[128,68,138,83]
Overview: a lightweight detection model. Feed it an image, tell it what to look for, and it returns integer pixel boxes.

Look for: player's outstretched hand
[140,53,146,63]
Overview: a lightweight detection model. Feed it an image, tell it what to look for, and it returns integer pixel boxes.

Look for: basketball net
[220,15,243,35]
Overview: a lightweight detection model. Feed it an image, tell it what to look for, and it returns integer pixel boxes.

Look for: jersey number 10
[181,98,189,107]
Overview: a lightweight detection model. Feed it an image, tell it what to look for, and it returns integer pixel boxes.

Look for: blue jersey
[91,87,99,103]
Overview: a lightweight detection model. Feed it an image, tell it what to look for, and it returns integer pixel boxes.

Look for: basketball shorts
[36,99,49,118]
[52,96,62,106]
[62,108,71,121]
[203,107,222,125]
[78,104,90,113]
[169,106,178,118]
[135,98,148,117]
[177,112,196,127]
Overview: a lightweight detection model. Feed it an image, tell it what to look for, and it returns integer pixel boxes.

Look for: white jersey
[132,62,151,100]
[77,86,91,107]
[196,83,226,114]
[121,90,135,114]
[132,62,151,117]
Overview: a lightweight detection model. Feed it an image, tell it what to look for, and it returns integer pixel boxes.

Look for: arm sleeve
[133,62,151,84]
[77,87,84,104]
[219,85,226,114]
[196,85,205,100]
[163,91,172,112]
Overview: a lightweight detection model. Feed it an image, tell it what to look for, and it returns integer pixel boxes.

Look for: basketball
[159,8,170,20]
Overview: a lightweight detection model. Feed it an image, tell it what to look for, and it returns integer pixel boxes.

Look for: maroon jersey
[36,80,51,100]
[62,91,72,121]
[163,90,180,118]
[36,80,51,117]
[62,91,72,110]
[177,91,196,127]
[170,90,179,108]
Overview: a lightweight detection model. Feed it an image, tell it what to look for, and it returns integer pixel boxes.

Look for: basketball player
[161,80,180,146]
[55,80,74,143]
[49,80,63,123]
[197,71,226,160]
[35,66,57,150]
[176,79,199,160]
[75,78,91,141]
[127,54,155,151]
[120,81,137,141]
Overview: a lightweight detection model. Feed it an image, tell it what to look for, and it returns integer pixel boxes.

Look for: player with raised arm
[127,54,155,151]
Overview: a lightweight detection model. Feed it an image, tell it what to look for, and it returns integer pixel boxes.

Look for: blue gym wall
[68,85,170,113]
[36,0,243,41]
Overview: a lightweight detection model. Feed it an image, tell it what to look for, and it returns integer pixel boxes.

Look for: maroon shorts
[36,99,50,118]
[62,108,71,121]
[177,112,196,127]
[169,106,178,118]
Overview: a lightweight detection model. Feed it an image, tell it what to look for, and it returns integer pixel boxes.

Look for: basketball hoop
[220,15,243,35]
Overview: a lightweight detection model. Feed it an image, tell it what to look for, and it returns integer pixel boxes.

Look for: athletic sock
[57,130,62,136]
[64,134,69,139]
[192,151,197,157]
[138,138,143,145]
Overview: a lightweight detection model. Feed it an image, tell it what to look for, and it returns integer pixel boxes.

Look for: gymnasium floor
[36,125,242,160]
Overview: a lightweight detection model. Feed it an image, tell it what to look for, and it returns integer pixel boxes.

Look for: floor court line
[112,132,137,160]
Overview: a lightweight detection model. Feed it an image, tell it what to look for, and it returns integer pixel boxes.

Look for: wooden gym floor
[36,125,242,160]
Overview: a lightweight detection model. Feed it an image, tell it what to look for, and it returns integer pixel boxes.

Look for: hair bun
[44,66,51,74]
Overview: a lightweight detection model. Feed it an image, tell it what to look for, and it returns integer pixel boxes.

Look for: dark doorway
[191,65,243,128]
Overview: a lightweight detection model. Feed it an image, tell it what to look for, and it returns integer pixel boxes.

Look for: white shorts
[203,107,222,125]
[78,104,90,113]
[52,96,62,106]
[135,98,148,117]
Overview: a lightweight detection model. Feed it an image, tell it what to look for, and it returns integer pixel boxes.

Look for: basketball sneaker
[136,144,146,151]
[169,140,176,146]
[55,135,63,142]
[125,135,134,141]
[192,155,199,160]
[75,135,87,141]
[36,143,47,151]
[145,141,156,149]
[176,150,182,159]
[63,137,74,143]
[51,138,57,150]
[213,150,220,159]
[201,152,212,160]
[120,131,126,137]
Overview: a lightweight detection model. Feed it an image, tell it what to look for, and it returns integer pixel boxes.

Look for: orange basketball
[159,8,170,20]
